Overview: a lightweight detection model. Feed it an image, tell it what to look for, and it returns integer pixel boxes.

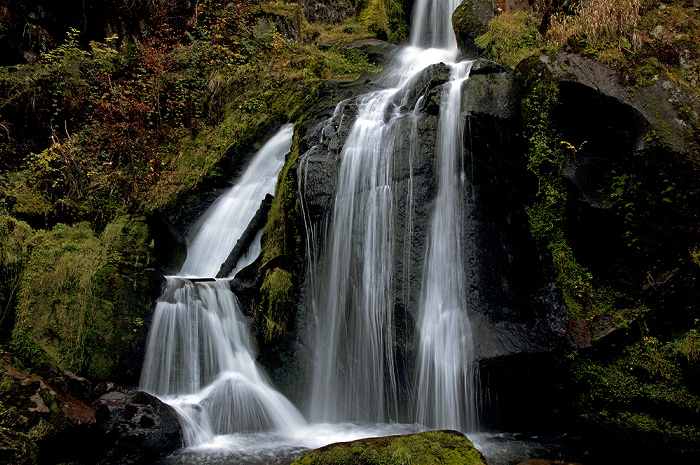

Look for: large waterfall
[302,0,477,430]
[140,124,306,447]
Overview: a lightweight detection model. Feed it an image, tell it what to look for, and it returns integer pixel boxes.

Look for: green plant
[475,11,541,68]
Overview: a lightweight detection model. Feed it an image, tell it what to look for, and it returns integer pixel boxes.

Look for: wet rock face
[461,60,569,361]
[292,59,569,408]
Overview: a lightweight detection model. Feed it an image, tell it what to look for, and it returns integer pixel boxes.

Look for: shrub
[548,0,651,50]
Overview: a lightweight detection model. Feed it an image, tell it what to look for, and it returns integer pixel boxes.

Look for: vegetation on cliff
[0,0,399,380]
[476,0,700,453]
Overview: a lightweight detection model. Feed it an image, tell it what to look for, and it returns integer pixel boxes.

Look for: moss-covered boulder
[292,430,487,465]
[452,0,493,57]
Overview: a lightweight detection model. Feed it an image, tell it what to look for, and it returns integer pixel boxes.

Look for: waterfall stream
[415,61,477,431]
[302,0,476,429]
[140,124,306,447]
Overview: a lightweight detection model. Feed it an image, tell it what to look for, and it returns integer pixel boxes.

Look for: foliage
[566,330,700,446]
[10,216,154,380]
[0,216,33,340]
[474,11,541,68]
[548,0,650,50]
[360,0,390,40]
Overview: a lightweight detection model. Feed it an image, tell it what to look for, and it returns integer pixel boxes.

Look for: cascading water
[302,0,477,430]
[141,0,486,462]
[415,61,477,431]
[140,124,307,447]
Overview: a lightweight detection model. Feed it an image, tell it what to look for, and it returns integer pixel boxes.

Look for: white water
[411,0,461,51]
[142,0,482,460]
[180,125,293,278]
[303,0,477,431]
[140,124,306,447]
[415,61,477,431]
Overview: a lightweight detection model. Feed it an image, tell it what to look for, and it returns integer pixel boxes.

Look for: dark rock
[31,362,92,403]
[91,387,183,465]
[345,38,399,66]
[292,429,488,465]
[217,193,274,278]
[469,58,510,75]
[463,62,517,120]
[537,51,698,153]
[393,62,452,113]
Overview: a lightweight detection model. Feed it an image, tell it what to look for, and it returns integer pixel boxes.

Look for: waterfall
[411,0,462,51]
[415,61,477,431]
[180,125,294,278]
[140,124,306,446]
[302,0,477,430]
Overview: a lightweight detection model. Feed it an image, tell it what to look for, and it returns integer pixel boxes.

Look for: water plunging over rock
[139,124,305,446]
[299,0,483,429]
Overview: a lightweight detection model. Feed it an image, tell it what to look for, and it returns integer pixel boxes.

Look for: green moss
[261,127,303,265]
[10,216,154,379]
[566,332,700,447]
[0,428,39,465]
[255,268,294,342]
[452,0,477,35]
[254,127,304,342]
[0,216,33,339]
[292,430,487,465]
[475,11,540,68]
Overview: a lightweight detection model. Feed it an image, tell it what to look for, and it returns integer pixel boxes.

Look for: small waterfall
[180,125,294,278]
[411,0,462,51]
[415,61,477,431]
[140,124,306,447]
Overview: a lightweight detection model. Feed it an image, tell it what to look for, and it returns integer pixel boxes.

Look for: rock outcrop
[452,0,494,58]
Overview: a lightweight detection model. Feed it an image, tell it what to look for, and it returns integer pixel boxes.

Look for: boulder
[91,387,183,465]
[452,0,494,58]
[292,430,487,465]
[537,51,698,154]
[346,38,399,66]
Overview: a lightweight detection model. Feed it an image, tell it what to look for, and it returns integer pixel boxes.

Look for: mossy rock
[291,430,487,465]
[10,216,160,382]
[0,427,38,465]
[452,0,492,57]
